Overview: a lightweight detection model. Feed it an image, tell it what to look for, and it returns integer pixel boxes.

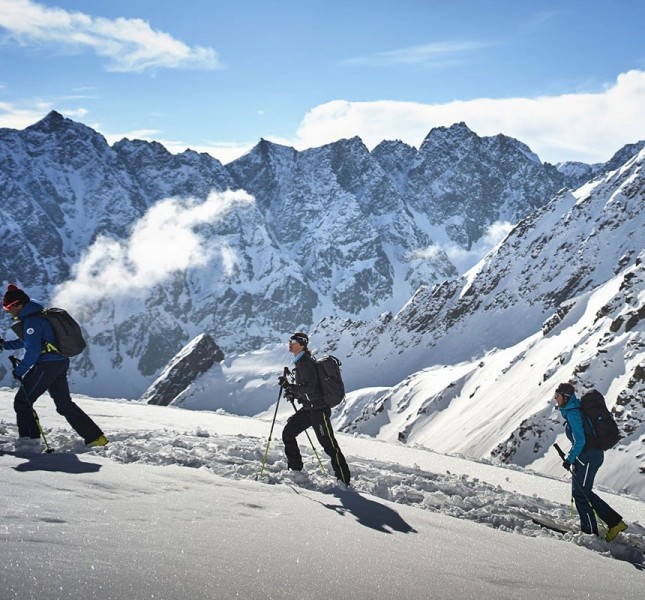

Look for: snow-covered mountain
[557,141,645,189]
[165,148,644,495]
[4,112,626,397]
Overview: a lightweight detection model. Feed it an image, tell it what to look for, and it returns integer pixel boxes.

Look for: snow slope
[1,392,643,600]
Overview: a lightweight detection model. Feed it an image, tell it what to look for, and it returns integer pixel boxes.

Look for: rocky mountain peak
[25,110,67,133]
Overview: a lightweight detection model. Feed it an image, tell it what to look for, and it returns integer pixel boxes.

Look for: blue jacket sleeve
[566,408,587,464]
[3,338,25,351]
[14,318,47,377]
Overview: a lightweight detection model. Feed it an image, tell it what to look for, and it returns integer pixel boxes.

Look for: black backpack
[315,355,346,408]
[13,308,87,357]
[580,389,620,450]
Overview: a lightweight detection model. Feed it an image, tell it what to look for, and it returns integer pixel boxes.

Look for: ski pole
[258,386,283,479]
[9,356,53,453]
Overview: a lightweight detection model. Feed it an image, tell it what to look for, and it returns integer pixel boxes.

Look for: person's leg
[47,359,104,444]
[14,366,50,438]
[571,471,598,534]
[574,451,622,529]
[310,409,351,485]
[282,409,312,471]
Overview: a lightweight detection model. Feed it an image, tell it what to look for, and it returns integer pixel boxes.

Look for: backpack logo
[580,389,620,450]
[315,355,346,408]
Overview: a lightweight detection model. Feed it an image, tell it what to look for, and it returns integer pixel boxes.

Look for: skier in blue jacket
[1,284,107,449]
[554,382,627,541]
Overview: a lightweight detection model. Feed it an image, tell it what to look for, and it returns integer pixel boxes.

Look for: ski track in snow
[2,416,643,568]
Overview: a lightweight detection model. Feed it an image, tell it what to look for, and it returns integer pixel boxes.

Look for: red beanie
[2,284,30,308]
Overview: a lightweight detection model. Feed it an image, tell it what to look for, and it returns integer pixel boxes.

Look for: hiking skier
[1,284,108,449]
[554,382,626,541]
[279,332,351,486]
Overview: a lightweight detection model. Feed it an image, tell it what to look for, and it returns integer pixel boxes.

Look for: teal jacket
[558,394,587,464]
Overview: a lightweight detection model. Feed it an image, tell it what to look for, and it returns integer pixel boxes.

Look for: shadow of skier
[281,482,419,534]
[11,452,102,474]
[327,489,417,534]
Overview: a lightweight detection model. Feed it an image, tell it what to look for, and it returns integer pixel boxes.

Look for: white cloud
[0,101,48,129]
[409,221,514,274]
[342,41,493,67]
[283,70,645,164]
[0,100,92,129]
[407,245,442,262]
[0,0,219,72]
[53,190,254,308]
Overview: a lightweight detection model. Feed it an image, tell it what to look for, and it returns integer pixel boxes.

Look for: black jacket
[291,352,325,409]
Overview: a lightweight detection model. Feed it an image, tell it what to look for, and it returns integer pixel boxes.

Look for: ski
[530,515,576,534]
[531,514,583,534]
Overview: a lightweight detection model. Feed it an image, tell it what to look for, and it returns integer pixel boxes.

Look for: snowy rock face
[557,141,645,190]
[0,111,641,399]
[313,149,645,389]
[141,333,224,406]
[400,123,565,248]
[318,150,644,490]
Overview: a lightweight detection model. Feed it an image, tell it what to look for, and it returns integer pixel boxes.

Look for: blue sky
[0,0,644,164]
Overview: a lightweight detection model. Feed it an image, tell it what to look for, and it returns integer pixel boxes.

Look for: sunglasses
[3,300,21,312]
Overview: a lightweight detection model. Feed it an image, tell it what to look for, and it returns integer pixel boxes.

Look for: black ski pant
[14,358,104,444]
[572,448,622,534]
[282,406,351,485]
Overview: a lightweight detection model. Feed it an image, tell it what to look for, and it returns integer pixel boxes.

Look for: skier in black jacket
[279,332,351,485]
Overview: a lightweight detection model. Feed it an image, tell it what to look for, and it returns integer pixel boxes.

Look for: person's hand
[12,369,22,381]
[0,338,4,350]
[562,459,571,472]
[278,376,291,390]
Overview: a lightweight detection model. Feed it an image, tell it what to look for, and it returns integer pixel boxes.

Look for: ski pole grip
[553,443,566,460]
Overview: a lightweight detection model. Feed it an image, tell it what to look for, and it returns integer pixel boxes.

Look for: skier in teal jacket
[555,382,627,541]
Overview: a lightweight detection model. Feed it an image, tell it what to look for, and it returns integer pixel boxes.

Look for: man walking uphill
[1,284,108,449]
[279,332,351,486]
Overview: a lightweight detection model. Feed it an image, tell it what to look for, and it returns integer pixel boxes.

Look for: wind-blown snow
[1,392,643,599]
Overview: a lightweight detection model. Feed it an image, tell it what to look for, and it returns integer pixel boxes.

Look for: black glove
[0,338,4,350]
[12,369,22,381]
[278,376,291,390]
[562,459,571,472]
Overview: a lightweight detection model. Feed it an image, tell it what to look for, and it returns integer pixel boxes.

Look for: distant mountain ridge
[0,111,642,399]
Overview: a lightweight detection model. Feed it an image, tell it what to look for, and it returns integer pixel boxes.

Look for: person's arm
[2,337,25,351]
[292,359,319,400]
[566,408,587,464]
[13,318,45,377]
